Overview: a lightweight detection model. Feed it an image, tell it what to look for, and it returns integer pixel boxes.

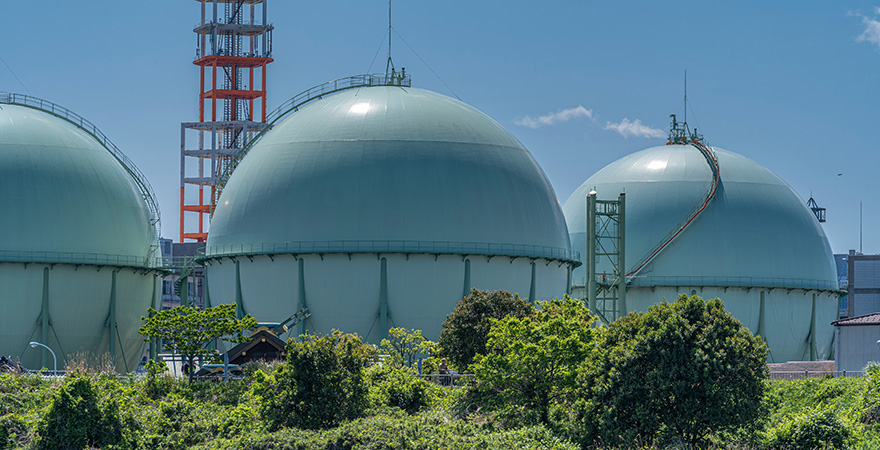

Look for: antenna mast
[386,0,395,75]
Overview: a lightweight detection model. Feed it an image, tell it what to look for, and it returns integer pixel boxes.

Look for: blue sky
[2,1,879,255]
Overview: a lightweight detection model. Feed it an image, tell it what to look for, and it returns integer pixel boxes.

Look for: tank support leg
[41,267,50,369]
[809,293,817,361]
[462,258,471,300]
[379,258,389,340]
[235,261,244,320]
[297,258,307,338]
[758,291,766,341]
[529,262,537,303]
[108,270,117,362]
[150,276,158,361]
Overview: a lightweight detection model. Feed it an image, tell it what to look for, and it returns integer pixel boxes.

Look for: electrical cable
[0,54,31,95]
[391,28,461,100]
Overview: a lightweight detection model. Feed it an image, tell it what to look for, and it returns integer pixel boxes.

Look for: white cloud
[603,118,666,139]
[514,106,594,128]
[853,9,880,49]
[858,16,880,48]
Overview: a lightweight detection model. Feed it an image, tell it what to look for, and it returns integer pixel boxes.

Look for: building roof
[767,360,835,372]
[832,312,880,326]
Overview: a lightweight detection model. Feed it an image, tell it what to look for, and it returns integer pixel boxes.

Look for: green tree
[380,327,436,369]
[138,304,257,382]
[252,330,374,430]
[34,374,125,450]
[586,294,768,446]
[470,298,598,426]
[438,289,535,371]
[366,364,438,414]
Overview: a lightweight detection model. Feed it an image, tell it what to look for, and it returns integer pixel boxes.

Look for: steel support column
[379,257,389,340]
[297,258,307,337]
[617,193,626,317]
[462,258,471,300]
[586,193,597,313]
[40,267,50,369]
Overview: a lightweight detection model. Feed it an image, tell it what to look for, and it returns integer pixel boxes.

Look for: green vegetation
[438,289,535,371]
[470,298,597,426]
[3,292,879,449]
[252,330,374,430]
[586,295,768,446]
[138,304,258,382]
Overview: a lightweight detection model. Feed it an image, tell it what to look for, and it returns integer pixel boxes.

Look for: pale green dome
[564,144,837,289]
[0,103,155,267]
[208,86,574,263]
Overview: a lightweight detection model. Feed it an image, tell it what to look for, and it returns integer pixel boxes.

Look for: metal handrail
[626,141,720,278]
[0,92,162,241]
[0,249,162,269]
[211,73,413,207]
[572,275,841,292]
[203,239,580,265]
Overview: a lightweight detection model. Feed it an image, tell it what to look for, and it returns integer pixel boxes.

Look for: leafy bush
[439,289,535,371]
[765,404,852,449]
[366,364,439,414]
[33,373,125,450]
[380,327,436,369]
[586,295,768,446]
[252,330,373,430]
[469,298,597,427]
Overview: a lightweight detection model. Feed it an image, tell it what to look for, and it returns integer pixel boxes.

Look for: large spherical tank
[206,86,577,341]
[563,144,839,362]
[0,102,159,371]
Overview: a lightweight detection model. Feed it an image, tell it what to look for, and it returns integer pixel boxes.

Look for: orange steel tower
[180,0,273,242]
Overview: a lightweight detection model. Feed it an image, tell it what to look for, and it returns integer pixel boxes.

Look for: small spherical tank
[0,100,159,371]
[563,144,839,362]
[205,85,577,341]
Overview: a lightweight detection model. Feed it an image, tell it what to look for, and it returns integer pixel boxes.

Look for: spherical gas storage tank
[0,94,161,372]
[205,84,578,342]
[563,143,839,363]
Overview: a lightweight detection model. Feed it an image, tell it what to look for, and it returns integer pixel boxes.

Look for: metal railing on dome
[0,249,162,269]
[203,239,579,264]
[212,73,413,206]
[627,275,841,291]
[0,92,162,241]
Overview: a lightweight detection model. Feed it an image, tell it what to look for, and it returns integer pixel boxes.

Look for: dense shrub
[252,330,373,430]
[469,298,597,427]
[33,373,125,450]
[764,404,852,449]
[439,289,535,371]
[586,295,768,446]
[366,364,439,414]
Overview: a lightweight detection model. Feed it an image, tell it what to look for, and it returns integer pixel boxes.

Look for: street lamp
[29,342,56,377]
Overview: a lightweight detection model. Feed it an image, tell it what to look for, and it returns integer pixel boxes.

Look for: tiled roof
[832,313,880,326]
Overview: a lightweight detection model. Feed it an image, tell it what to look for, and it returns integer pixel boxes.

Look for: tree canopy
[586,294,768,446]
[139,304,257,382]
[380,327,436,369]
[253,331,375,430]
[438,289,535,371]
[470,298,598,426]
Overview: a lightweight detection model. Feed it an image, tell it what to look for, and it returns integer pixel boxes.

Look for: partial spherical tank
[0,100,160,371]
[205,86,577,341]
[563,144,839,362]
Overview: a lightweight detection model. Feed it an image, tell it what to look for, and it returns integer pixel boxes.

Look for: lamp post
[29,342,56,377]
